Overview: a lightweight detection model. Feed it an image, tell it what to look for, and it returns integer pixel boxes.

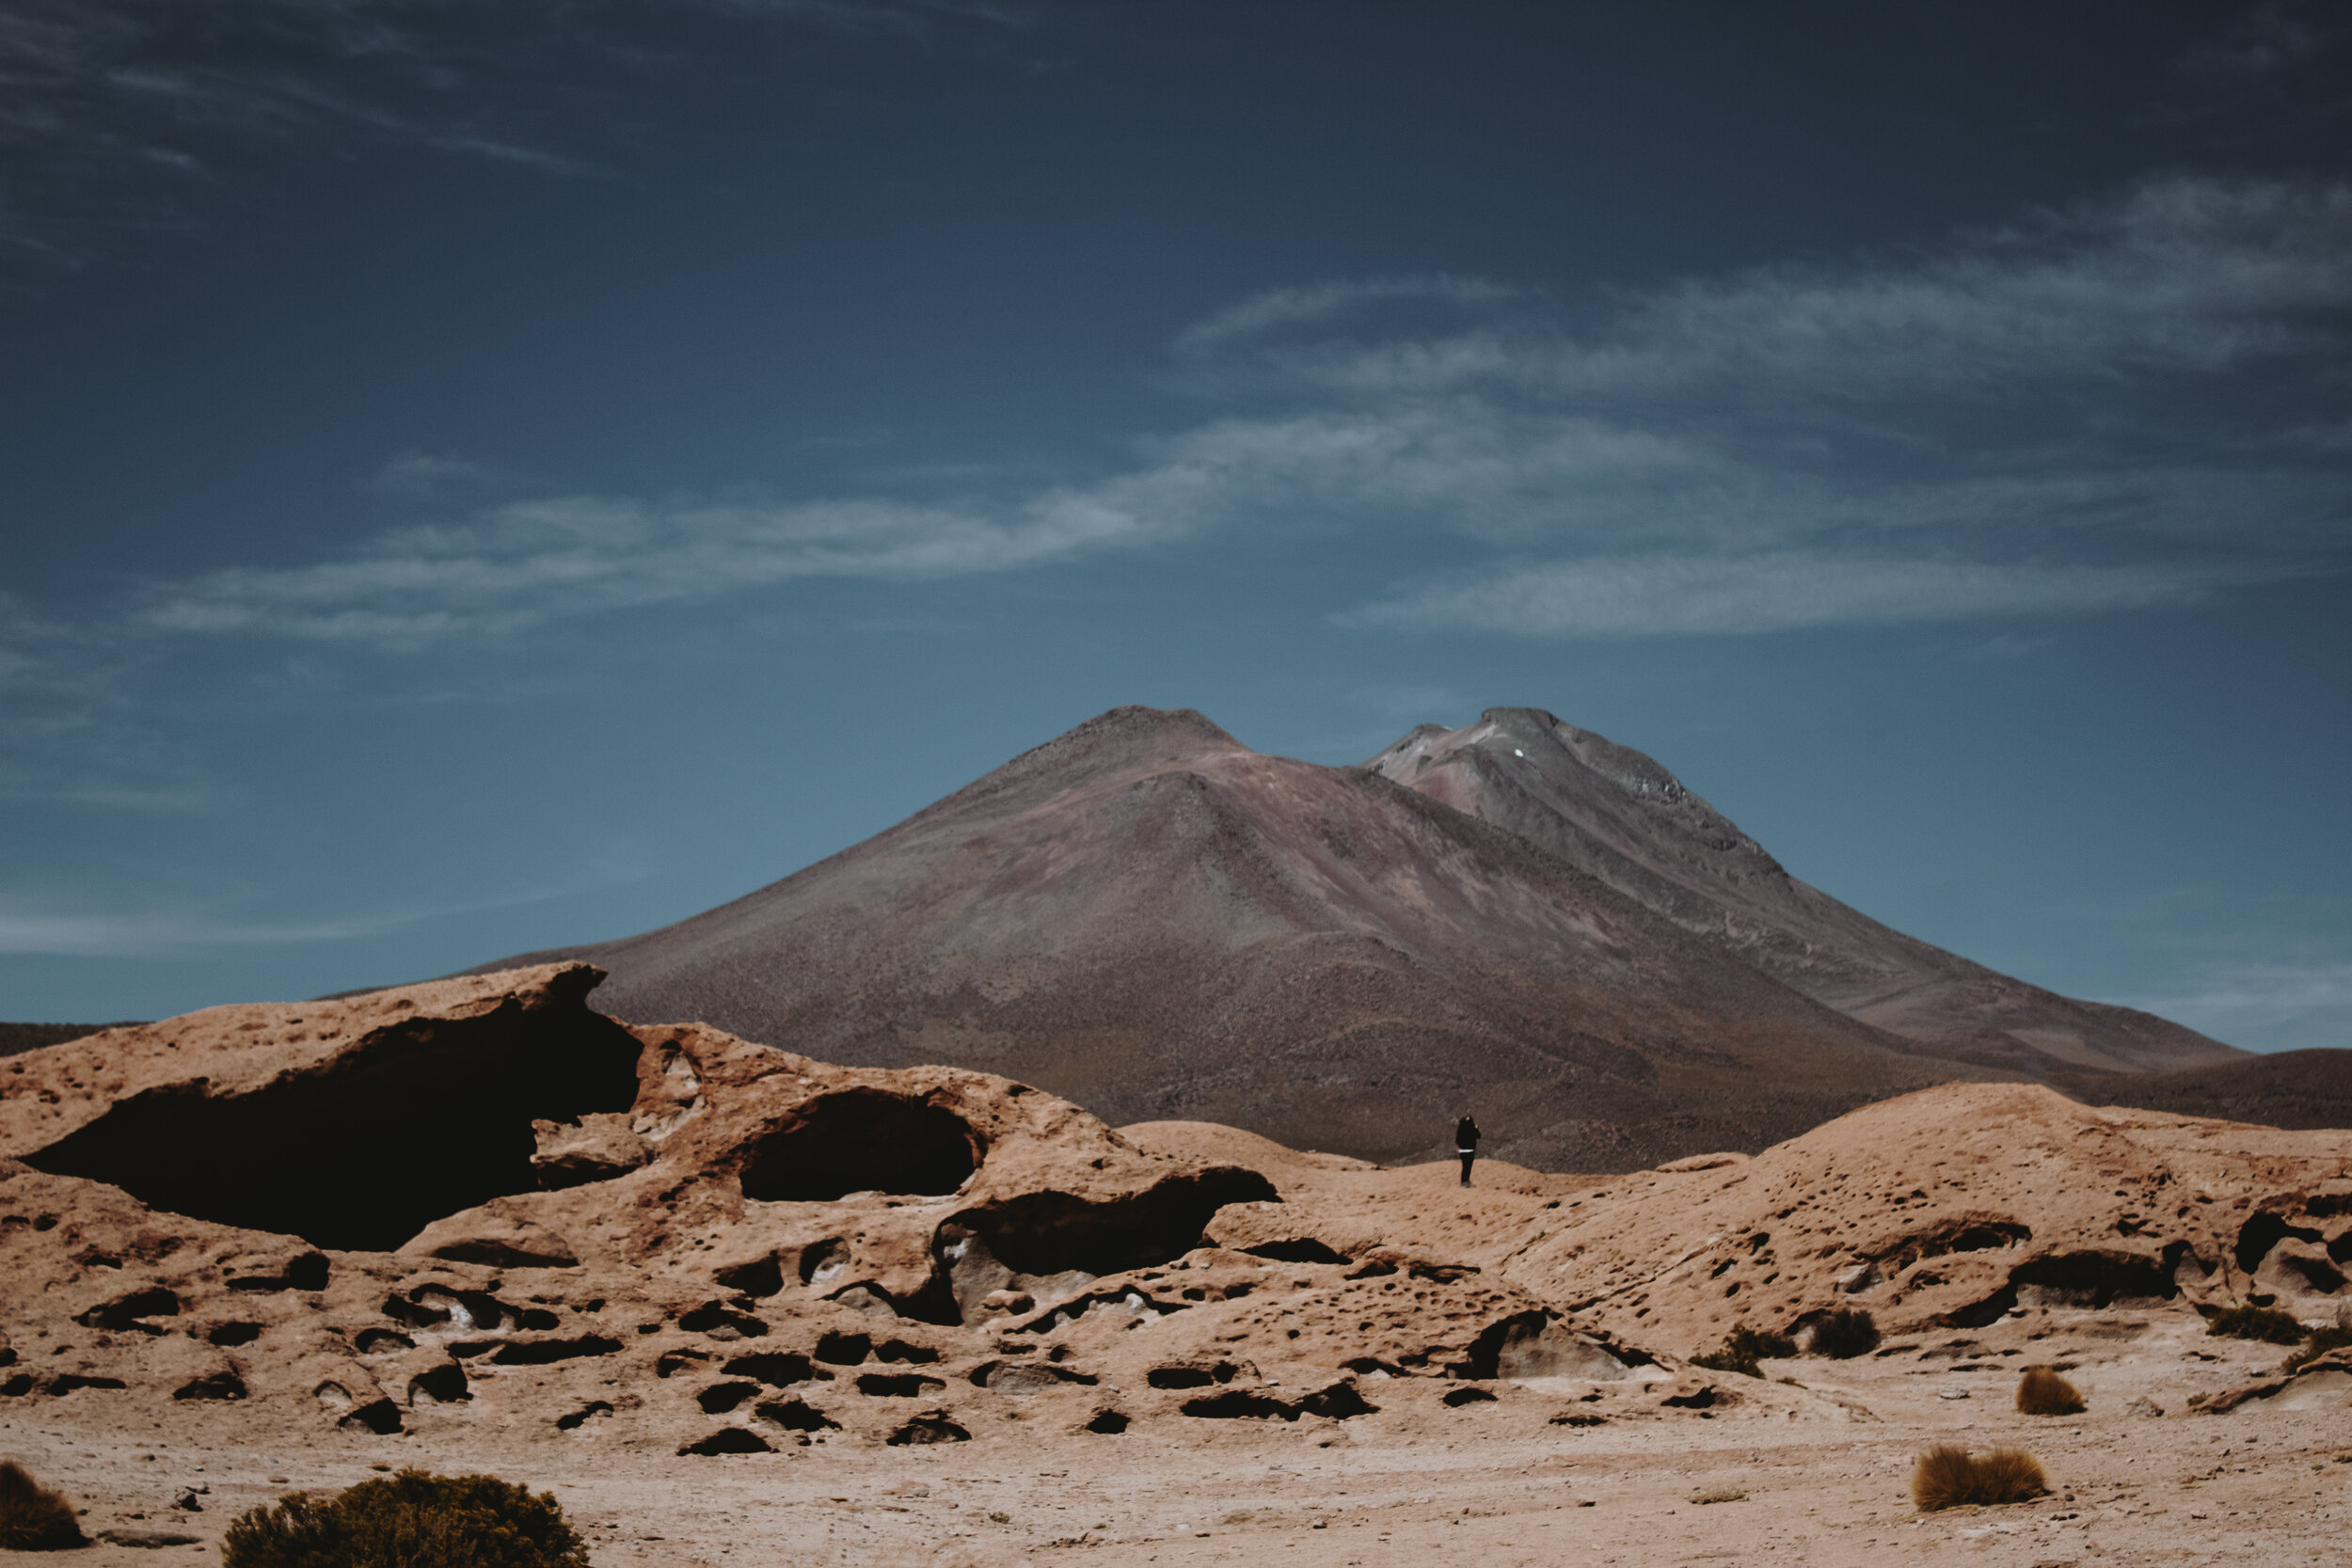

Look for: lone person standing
[1454,1115,1482,1186]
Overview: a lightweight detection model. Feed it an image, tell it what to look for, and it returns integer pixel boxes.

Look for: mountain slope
[1364,708,2238,1077]
[479,705,1994,1171]
[2052,1049,2352,1130]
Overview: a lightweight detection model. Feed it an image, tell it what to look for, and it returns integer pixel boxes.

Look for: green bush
[0,1462,85,1551]
[1808,1307,1881,1359]
[1691,1325,1799,1379]
[2283,1323,2352,1374]
[221,1469,587,1568]
[2205,1304,2306,1344]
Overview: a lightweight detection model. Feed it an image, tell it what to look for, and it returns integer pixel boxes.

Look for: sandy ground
[8,1302,2346,1568]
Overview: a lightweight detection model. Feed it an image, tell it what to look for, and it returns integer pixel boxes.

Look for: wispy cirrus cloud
[0,0,1027,258]
[1336,553,2296,640]
[70,173,2352,648]
[135,487,1171,644]
[0,855,651,957]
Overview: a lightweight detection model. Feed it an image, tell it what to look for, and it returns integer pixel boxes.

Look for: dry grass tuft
[1808,1307,1881,1359]
[0,1461,86,1551]
[2014,1365,2086,1416]
[1911,1446,2048,1512]
[1691,1325,1799,1379]
[2283,1323,2352,1374]
[2204,1304,2305,1344]
[221,1468,587,1568]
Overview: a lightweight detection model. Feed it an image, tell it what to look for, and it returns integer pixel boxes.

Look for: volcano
[473,705,2064,1170]
[1364,709,2236,1077]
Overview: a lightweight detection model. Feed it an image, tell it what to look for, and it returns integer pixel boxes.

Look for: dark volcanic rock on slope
[1365,708,2238,1079]
[482,706,1992,1171]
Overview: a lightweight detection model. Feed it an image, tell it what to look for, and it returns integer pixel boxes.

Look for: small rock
[98,1528,202,1547]
[2124,1395,2165,1418]
[1937,1387,1970,1400]
[1690,1487,1747,1505]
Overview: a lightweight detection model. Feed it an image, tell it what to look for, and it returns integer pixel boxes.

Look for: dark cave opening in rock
[951,1166,1279,1279]
[24,988,644,1254]
[739,1089,980,1203]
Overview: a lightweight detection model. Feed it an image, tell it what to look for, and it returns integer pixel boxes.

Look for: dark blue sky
[3,1,2347,1050]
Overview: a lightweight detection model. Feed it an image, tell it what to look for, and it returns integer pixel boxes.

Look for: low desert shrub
[1691,1325,1799,1379]
[1808,1307,1881,1359]
[2013,1366,2085,1416]
[2283,1323,2352,1374]
[2205,1304,2305,1344]
[1910,1445,2048,1512]
[220,1469,588,1568]
[0,1462,85,1551]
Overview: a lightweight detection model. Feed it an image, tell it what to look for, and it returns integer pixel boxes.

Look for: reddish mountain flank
[1366,708,2237,1078]
[480,706,2005,1170]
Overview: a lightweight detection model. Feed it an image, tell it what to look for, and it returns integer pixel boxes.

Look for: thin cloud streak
[1334,554,2303,640]
[0,859,653,958]
[135,489,1168,644]
[64,172,2352,648]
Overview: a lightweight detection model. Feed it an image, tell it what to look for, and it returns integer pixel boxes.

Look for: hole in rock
[2236,1212,2326,1274]
[2331,1229,2352,1265]
[209,1323,263,1348]
[555,1401,612,1431]
[857,1372,945,1398]
[172,1371,246,1402]
[1148,1362,1241,1390]
[678,1302,769,1340]
[2010,1250,2181,1309]
[339,1399,403,1434]
[679,1428,771,1456]
[76,1288,179,1331]
[697,1382,758,1414]
[886,1416,969,1445]
[1299,1382,1377,1419]
[754,1398,839,1433]
[0,1375,31,1397]
[1180,1390,1297,1421]
[488,1335,622,1366]
[24,975,642,1253]
[1242,1239,1351,1266]
[2283,1255,2347,1293]
[797,1239,846,1286]
[656,1350,713,1379]
[739,1090,980,1203]
[873,1339,941,1364]
[406,1364,469,1406]
[815,1331,870,1365]
[353,1328,409,1355]
[723,1352,828,1386]
[46,1374,128,1395]
[1442,1386,1496,1406]
[1084,1410,1129,1434]
[952,1167,1279,1280]
[714,1257,783,1298]
[1661,1386,1719,1409]
[230,1254,328,1292]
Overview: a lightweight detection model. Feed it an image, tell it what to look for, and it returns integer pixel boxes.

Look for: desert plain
[4,965,2348,1567]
